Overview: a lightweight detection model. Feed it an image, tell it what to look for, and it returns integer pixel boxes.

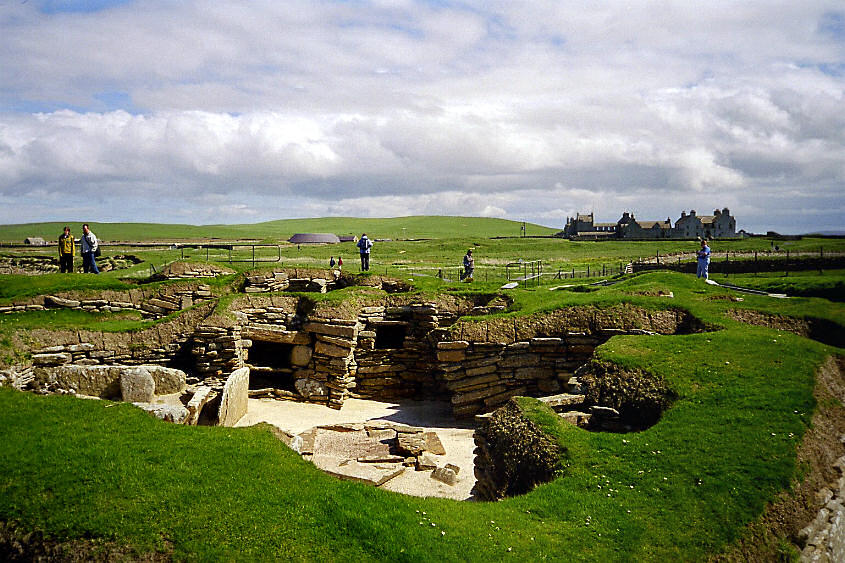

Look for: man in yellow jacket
[58,226,74,273]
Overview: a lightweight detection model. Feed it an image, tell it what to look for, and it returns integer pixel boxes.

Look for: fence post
[587,265,590,277]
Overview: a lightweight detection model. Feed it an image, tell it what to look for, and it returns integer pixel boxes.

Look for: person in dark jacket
[461,249,474,281]
[58,226,75,273]
[357,233,373,271]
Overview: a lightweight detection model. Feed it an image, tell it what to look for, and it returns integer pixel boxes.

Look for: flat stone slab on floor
[236,398,477,500]
[312,456,405,487]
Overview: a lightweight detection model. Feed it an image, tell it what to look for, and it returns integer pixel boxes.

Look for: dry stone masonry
[1,284,215,319]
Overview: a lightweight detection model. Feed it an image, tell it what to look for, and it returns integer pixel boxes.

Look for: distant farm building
[563,208,737,240]
[288,233,341,244]
[24,237,46,246]
[338,235,358,243]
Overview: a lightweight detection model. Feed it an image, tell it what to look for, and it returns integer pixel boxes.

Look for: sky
[0,1,843,234]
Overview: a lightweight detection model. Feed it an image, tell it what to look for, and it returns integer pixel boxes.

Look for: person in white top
[80,223,99,274]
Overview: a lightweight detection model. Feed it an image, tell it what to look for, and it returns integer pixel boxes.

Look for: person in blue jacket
[696,239,711,280]
[357,233,373,271]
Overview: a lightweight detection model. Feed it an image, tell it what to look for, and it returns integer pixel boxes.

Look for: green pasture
[0,216,556,243]
[0,218,843,560]
[712,269,845,301]
[0,270,842,560]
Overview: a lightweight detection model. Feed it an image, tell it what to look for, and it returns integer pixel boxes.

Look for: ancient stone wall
[799,453,845,562]
[191,325,244,380]
[434,334,604,417]
[352,304,441,400]
[1,284,215,319]
[26,303,214,373]
[244,270,345,294]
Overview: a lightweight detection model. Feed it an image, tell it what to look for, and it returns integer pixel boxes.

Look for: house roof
[637,220,672,229]
[288,233,341,244]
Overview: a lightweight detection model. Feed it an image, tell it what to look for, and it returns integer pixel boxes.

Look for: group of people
[326,233,374,272]
[57,224,100,274]
[54,225,712,283]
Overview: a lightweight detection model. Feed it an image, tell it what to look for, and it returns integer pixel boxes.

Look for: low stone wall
[191,325,245,378]
[27,302,214,370]
[199,299,691,416]
[30,364,186,398]
[472,399,563,500]
[352,304,442,400]
[799,452,845,561]
[1,284,215,319]
[435,335,603,417]
[244,270,346,294]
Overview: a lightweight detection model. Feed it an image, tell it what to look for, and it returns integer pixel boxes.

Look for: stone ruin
[0,254,142,275]
[1,268,706,498]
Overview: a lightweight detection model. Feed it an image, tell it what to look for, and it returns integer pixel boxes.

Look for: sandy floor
[235,397,478,500]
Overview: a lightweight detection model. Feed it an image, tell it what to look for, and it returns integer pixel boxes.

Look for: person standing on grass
[696,238,711,280]
[338,256,343,270]
[329,256,336,268]
[80,223,99,274]
[58,226,75,273]
[357,233,373,271]
[462,248,474,282]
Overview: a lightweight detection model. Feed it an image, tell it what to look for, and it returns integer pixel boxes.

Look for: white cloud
[0,1,842,233]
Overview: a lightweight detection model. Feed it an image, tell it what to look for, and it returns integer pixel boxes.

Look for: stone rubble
[799,443,845,562]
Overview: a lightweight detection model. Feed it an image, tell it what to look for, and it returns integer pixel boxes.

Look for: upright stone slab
[120,367,155,402]
[218,367,250,427]
[145,365,187,395]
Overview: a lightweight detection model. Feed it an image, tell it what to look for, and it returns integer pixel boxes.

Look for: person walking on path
[80,223,100,274]
[461,248,474,282]
[58,226,75,273]
[357,233,373,271]
[329,256,336,268]
[696,239,711,280]
[337,256,343,270]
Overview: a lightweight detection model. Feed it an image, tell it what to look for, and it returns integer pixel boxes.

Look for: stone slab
[218,367,250,427]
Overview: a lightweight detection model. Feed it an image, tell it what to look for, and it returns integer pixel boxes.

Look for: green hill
[0,216,558,243]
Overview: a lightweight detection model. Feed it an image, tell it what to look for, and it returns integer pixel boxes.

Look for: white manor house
[563,208,738,240]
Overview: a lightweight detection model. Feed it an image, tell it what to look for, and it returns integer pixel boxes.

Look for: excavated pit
[727,309,845,348]
[8,278,709,499]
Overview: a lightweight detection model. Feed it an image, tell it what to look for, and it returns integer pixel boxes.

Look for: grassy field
[0,216,558,243]
[712,269,845,301]
[4,215,844,291]
[0,220,843,560]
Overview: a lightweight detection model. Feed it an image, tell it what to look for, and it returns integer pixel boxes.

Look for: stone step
[537,392,586,411]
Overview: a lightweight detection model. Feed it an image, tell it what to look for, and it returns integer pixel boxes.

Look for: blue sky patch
[35,0,133,15]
